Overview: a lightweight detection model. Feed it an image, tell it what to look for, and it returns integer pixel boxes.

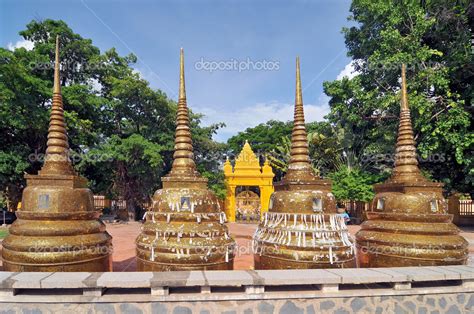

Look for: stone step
[0,265,472,299]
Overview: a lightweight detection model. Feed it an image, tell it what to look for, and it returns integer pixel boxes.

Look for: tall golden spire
[136,49,235,271]
[355,64,468,268]
[169,48,198,177]
[400,63,409,111]
[287,57,311,172]
[2,35,113,272]
[53,35,61,94]
[42,36,74,175]
[179,47,186,101]
[253,57,356,270]
[390,64,423,182]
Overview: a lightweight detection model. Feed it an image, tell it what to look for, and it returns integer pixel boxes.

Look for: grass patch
[0,229,8,239]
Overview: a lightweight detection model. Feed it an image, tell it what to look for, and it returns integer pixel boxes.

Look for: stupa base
[356,243,468,268]
[136,258,234,271]
[356,251,467,268]
[254,254,356,270]
[356,214,469,267]
[2,255,111,272]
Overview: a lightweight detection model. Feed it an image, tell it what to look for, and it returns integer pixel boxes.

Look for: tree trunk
[6,184,22,212]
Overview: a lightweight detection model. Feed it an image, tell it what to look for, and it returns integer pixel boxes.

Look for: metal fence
[92,195,473,225]
[459,200,474,216]
[341,199,474,226]
[93,196,128,211]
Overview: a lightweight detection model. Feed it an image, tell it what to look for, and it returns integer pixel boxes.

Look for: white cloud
[132,66,157,83]
[7,39,34,51]
[132,68,143,77]
[336,61,359,80]
[194,95,330,142]
[89,78,102,93]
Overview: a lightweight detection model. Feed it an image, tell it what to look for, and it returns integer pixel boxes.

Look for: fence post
[447,194,461,225]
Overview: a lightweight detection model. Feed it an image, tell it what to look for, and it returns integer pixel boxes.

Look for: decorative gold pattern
[356,64,468,267]
[234,140,261,173]
[2,36,112,271]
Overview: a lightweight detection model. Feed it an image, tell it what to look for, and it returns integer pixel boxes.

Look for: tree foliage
[0,19,224,210]
[329,167,378,202]
[228,120,338,180]
[2,2,473,211]
[227,120,293,156]
[324,0,473,193]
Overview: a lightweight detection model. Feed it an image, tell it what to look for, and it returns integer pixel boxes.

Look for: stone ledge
[254,269,341,285]
[97,272,153,288]
[0,285,472,304]
[0,265,472,302]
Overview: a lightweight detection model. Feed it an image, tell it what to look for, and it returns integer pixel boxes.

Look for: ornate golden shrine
[224,141,274,222]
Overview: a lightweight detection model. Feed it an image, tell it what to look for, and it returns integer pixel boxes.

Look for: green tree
[329,167,379,202]
[227,120,293,155]
[324,0,474,193]
[0,19,225,212]
[229,120,353,181]
[328,151,386,202]
[0,46,50,209]
[307,121,348,176]
[191,113,227,199]
[266,136,292,181]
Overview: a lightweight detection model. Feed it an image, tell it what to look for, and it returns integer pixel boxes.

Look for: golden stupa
[356,64,468,267]
[135,49,236,271]
[253,58,356,269]
[2,37,112,271]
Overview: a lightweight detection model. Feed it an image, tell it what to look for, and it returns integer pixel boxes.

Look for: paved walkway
[1,222,473,271]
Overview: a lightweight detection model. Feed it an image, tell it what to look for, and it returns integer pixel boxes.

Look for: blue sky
[1,0,356,142]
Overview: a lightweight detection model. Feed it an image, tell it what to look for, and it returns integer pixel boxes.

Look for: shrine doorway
[235,187,261,223]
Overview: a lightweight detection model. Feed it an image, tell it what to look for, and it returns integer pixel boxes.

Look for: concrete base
[1,266,473,313]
